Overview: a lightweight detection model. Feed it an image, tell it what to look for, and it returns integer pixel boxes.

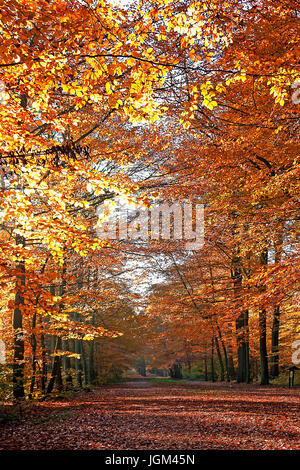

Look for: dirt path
[0,379,299,450]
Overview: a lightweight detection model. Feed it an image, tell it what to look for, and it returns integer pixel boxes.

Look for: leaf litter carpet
[0,379,299,450]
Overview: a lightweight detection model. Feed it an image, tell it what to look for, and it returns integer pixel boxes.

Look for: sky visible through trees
[0,0,299,453]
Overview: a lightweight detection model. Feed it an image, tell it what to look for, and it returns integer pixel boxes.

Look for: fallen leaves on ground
[0,379,299,450]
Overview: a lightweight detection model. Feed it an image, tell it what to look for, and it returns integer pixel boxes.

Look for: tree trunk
[208,263,226,382]
[204,345,208,381]
[75,339,83,388]
[137,356,146,377]
[62,339,73,389]
[259,308,269,385]
[59,258,71,388]
[270,306,280,378]
[232,260,250,383]
[270,235,282,379]
[46,283,64,395]
[215,335,224,381]
[88,340,95,384]
[259,250,269,385]
[29,318,37,398]
[211,337,215,382]
[46,336,63,394]
[87,313,95,384]
[217,325,230,381]
[29,258,48,397]
[169,362,182,379]
[80,340,88,386]
[12,94,28,399]
[236,310,250,383]
[227,324,236,381]
[12,234,25,399]
[40,331,47,394]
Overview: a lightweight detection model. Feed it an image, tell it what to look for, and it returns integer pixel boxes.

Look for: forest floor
[0,378,299,450]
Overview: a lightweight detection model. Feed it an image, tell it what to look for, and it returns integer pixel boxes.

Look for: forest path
[0,379,299,450]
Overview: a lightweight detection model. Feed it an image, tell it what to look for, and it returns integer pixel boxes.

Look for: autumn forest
[0,0,299,452]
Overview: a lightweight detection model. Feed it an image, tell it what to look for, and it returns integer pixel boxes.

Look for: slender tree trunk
[62,339,73,388]
[59,258,70,388]
[56,353,63,391]
[46,336,63,394]
[270,235,282,379]
[80,340,88,386]
[40,331,47,394]
[29,258,48,397]
[29,317,37,398]
[217,325,230,381]
[232,260,250,383]
[236,310,250,383]
[204,344,208,381]
[75,338,83,388]
[137,356,146,377]
[259,250,269,385]
[211,337,215,382]
[226,327,236,381]
[12,234,25,399]
[215,335,224,381]
[88,340,95,384]
[259,308,269,385]
[208,263,226,382]
[12,94,29,399]
[46,282,64,394]
[270,306,280,378]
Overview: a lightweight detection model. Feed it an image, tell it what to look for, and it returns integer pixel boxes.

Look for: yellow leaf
[105,82,112,94]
